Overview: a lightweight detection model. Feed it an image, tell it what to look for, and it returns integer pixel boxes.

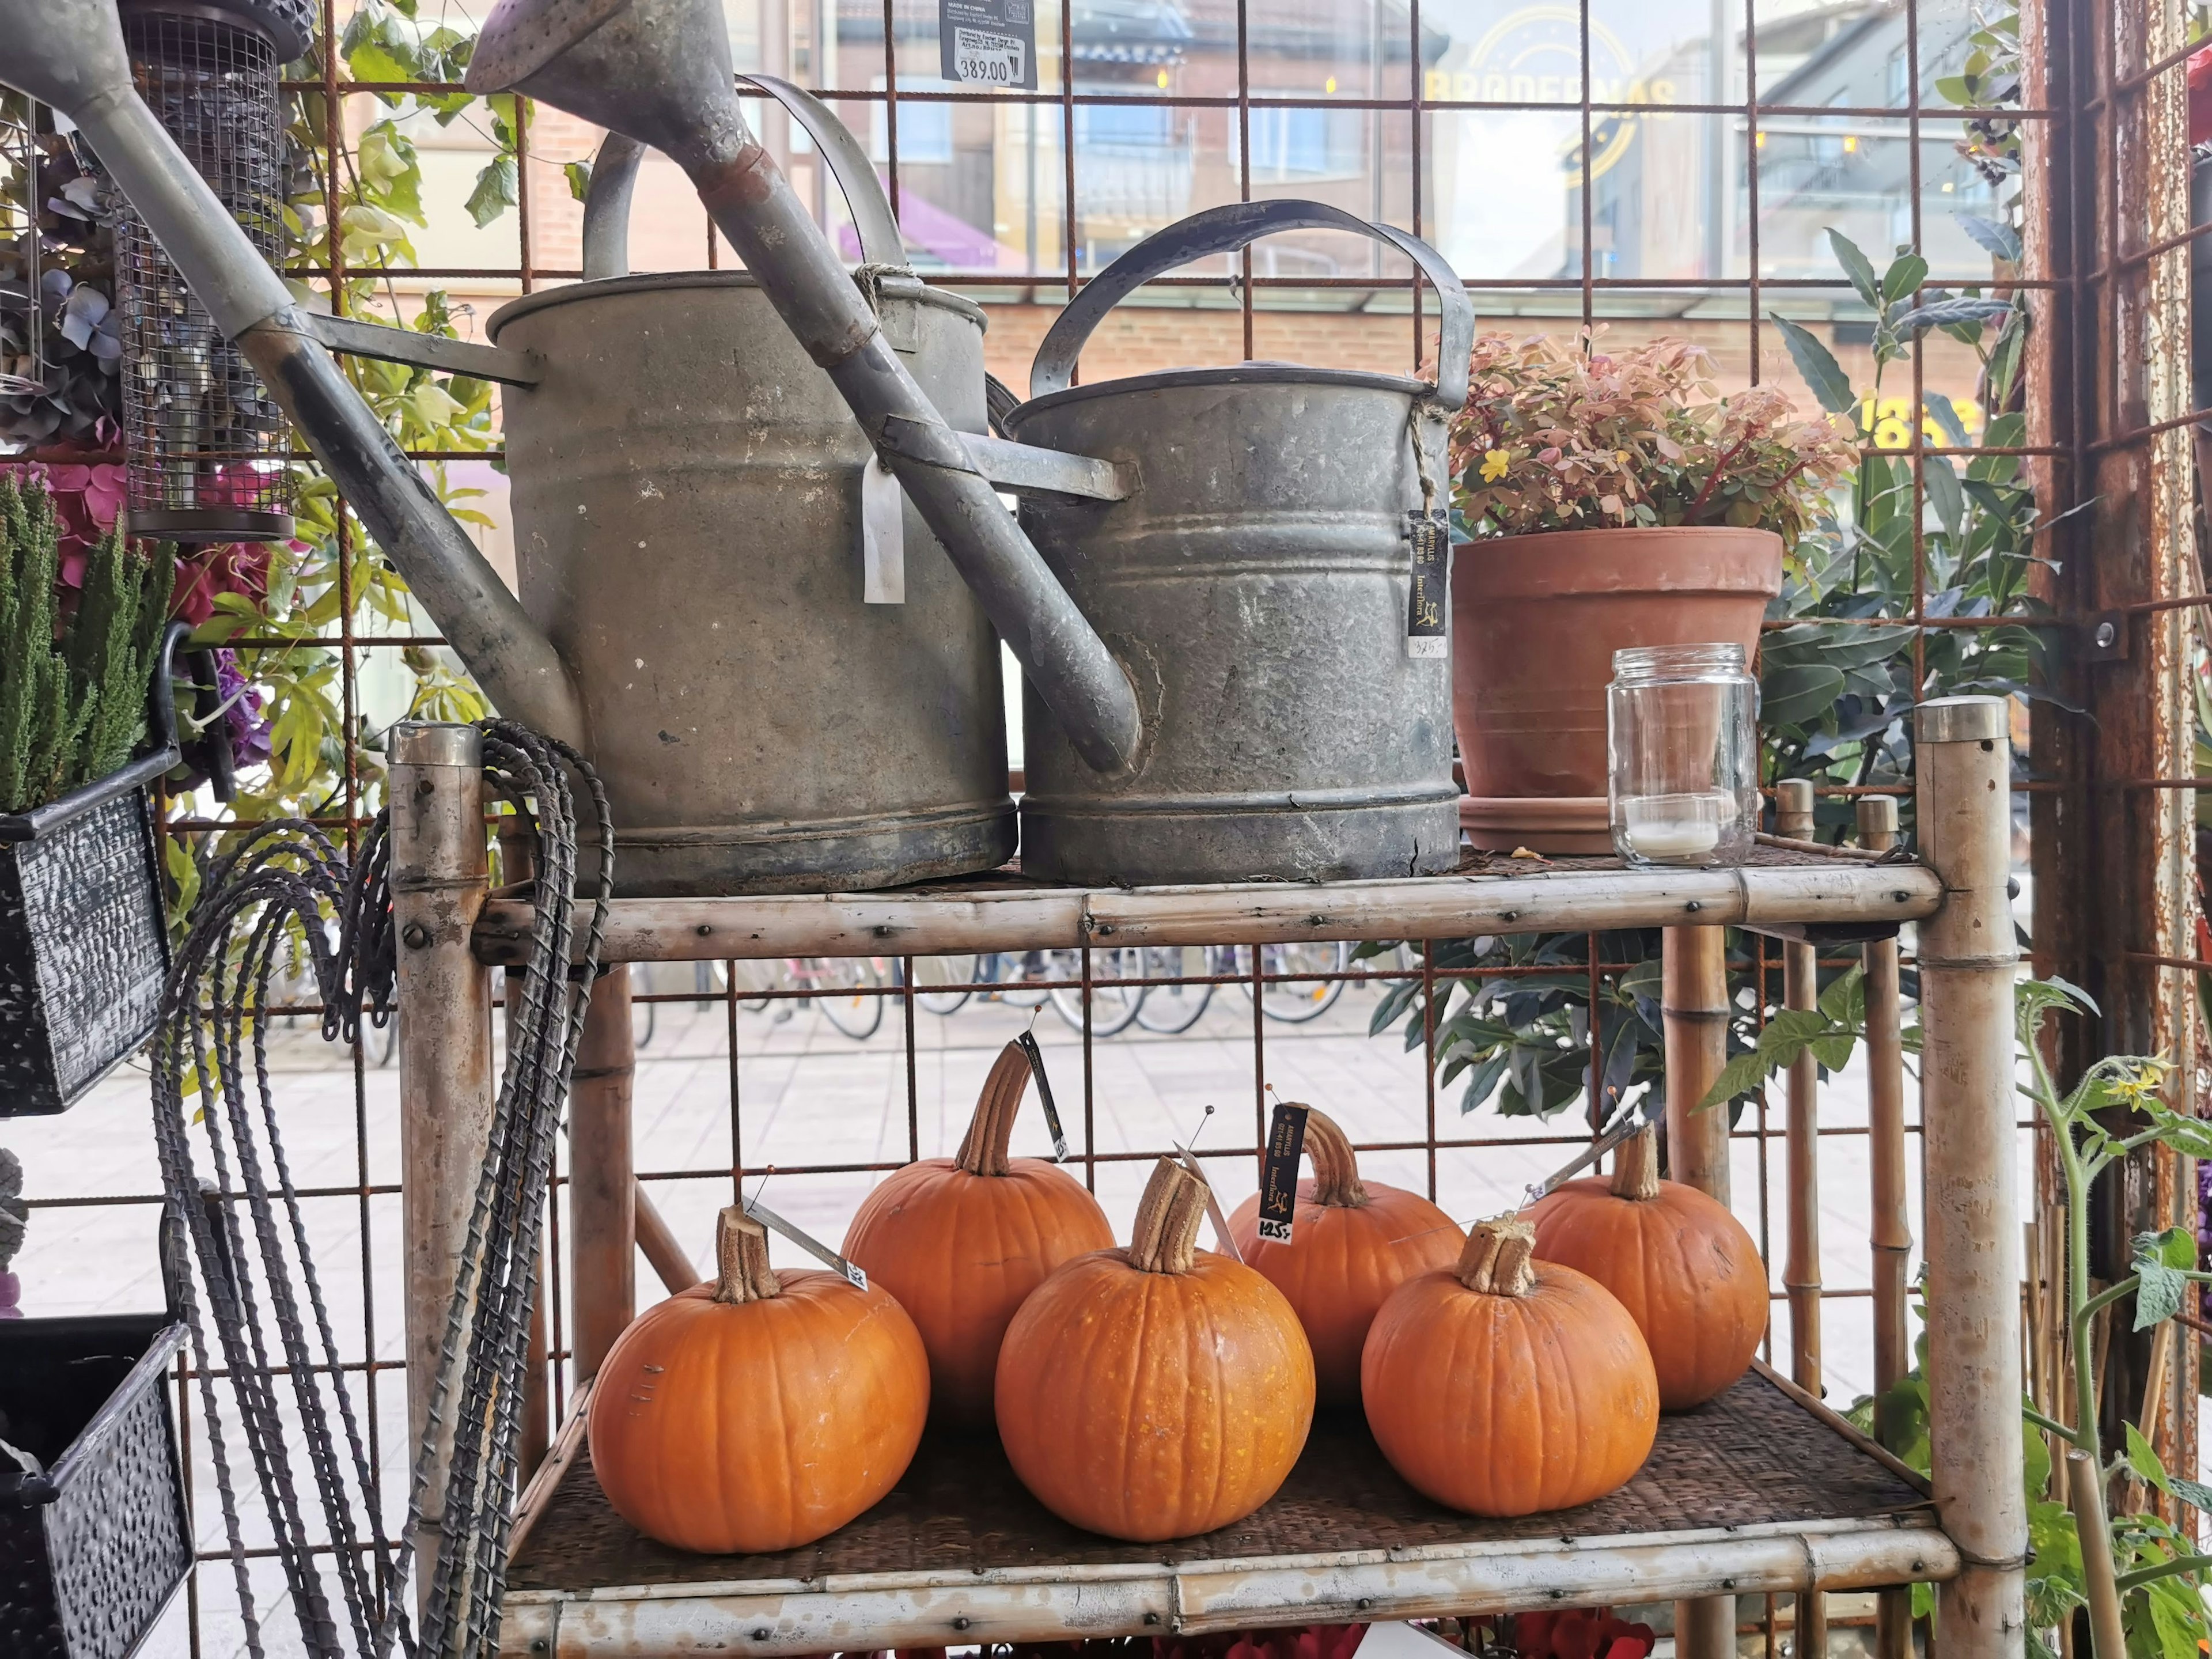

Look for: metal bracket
[305,312,544,387]
[961,433,1129,502]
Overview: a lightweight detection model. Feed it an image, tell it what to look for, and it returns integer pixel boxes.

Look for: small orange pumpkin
[589,1205,929,1554]
[995,1157,1315,1541]
[1362,1218,1657,1516]
[1226,1108,1463,1407]
[843,1040,1115,1423]
[1525,1125,1768,1410]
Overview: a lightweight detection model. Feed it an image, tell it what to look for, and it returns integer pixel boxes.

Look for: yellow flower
[1479,448,1511,482]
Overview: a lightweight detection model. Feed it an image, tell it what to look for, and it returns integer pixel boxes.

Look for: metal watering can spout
[0,0,590,755]
[465,0,1145,777]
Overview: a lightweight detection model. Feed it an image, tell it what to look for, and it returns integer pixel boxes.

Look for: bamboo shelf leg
[1858,795,1914,1659]
[1775,781,1827,1659]
[1915,698,2027,1659]
[392,723,495,1597]
[571,964,638,1380]
[1664,922,1737,1659]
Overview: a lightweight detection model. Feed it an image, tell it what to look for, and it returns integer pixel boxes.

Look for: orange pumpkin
[1362,1217,1657,1516]
[1226,1108,1463,1406]
[844,1040,1116,1423]
[995,1156,1315,1541]
[589,1205,929,1554]
[1525,1126,1768,1409]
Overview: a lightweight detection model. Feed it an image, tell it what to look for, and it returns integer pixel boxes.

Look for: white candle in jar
[1622,792,1733,862]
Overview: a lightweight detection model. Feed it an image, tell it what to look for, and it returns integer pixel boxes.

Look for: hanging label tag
[940,0,1038,88]
[743,1195,868,1290]
[1175,1146,1244,1262]
[862,455,904,604]
[1522,1096,1653,1210]
[1406,509,1448,659]
[1255,1100,1310,1243]
[1014,1029,1069,1161]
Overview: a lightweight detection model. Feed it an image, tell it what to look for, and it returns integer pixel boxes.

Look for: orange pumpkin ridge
[843,1041,1115,1425]
[1225,1108,1463,1407]
[1361,1217,1658,1518]
[588,1205,929,1554]
[996,1157,1316,1542]
[1525,1125,1768,1411]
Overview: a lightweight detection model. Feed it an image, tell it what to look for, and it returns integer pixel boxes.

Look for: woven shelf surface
[509,1369,1928,1595]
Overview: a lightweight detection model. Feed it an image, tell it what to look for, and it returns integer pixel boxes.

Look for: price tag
[743,1195,868,1291]
[940,0,1037,88]
[1175,1147,1243,1263]
[1406,509,1448,659]
[862,454,904,604]
[1014,1029,1069,1161]
[1255,1100,1310,1243]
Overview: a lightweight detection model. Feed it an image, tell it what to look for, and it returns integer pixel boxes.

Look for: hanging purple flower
[214,649,271,771]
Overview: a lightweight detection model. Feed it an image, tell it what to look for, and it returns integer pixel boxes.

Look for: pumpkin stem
[1456,1218,1537,1297]
[713,1206,781,1304]
[1128,1156,1209,1275]
[955,1041,1030,1176]
[1302,1109,1369,1207]
[1611,1124,1662,1202]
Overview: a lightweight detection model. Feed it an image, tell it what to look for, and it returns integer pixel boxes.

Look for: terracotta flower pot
[1451,526,1783,853]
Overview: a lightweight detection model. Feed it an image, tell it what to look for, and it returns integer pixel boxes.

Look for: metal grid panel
[14,0,2198,1653]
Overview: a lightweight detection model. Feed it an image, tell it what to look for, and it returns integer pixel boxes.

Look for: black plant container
[0,624,229,1118]
[0,1313,192,1659]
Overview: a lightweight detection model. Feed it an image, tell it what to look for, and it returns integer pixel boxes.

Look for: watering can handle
[1028,199,1472,411]
[582,75,904,279]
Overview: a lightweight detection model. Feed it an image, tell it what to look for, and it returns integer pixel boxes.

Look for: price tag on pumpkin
[1406,509,1448,660]
[1014,1029,1069,1161]
[1255,1100,1310,1243]
[1523,1095,1653,1210]
[1173,1146,1244,1263]
[742,1194,868,1291]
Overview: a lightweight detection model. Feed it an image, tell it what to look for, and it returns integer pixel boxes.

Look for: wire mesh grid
[0,93,41,402]
[7,0,2206,1654]
[119,8,293,541]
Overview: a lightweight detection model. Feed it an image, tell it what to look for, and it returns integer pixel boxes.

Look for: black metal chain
[149,724,609,1659]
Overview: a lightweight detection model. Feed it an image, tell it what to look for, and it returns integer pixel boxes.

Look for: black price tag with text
[1016,1030,1069,1161]
[1255,1101,1310,1243]
[1406,509,1448,659]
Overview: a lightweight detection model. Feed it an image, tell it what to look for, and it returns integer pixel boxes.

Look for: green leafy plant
[1445,331,1856,550]
[0,475,172,814]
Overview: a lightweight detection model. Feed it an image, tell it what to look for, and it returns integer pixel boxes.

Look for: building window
[1233,104,1364,181]
[872,78,954,165]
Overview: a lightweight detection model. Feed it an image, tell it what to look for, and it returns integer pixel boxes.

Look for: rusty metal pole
[1858,794,1913,1659]
[391,722,492,1593]
[570,963,637,1379]
[1663,922,1734,1659]
[1775,777,1825,1659]
[1916,697,2027,1659]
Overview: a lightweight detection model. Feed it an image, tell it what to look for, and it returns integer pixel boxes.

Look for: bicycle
[1132,942,1352,1032]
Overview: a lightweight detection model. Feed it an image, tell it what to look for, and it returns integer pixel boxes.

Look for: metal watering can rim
[485,271,989,343]
[1007,362,1437,425]
[1024,199,1474,412]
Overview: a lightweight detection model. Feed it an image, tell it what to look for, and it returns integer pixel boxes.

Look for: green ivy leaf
[465,155,519,228]
[566,160,594,203]
[2126,1422,2172,1492]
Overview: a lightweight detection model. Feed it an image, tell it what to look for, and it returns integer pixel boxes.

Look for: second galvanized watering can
[1005,201,1474,885]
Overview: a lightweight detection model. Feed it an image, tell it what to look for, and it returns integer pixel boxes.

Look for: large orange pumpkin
[1226,1108,1463,1406]
[1362,1217,1657,1517]
[844,1040,1115,1423]
[1525,1125,1768,1409]
[588,1206,929,1554]
[995,1156,1315,1541]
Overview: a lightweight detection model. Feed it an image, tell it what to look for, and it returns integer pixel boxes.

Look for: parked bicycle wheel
[911,954,979,1016]
[977,951,1052,1009]
[806,956,885,1039]
[1236,942,1350,1023]
[1047,947,1147,1037]
[1133,945,1218,1034]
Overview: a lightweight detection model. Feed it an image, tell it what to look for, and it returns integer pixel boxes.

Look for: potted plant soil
[1448,334,1855,851]
[0,475,189,1116]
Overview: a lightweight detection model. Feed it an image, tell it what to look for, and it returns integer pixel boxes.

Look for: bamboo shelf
[469,846,1941,965]
[495,1366,1953,1658]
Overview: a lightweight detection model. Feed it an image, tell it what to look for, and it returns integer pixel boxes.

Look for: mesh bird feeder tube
[116,0,308,543]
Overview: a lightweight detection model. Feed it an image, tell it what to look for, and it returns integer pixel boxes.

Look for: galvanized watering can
[1005,201,1474,885]
[0,0,1146,897]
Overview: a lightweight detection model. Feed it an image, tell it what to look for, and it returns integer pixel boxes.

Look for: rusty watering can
[1005,200,1474,884]
[0,0,1142,895]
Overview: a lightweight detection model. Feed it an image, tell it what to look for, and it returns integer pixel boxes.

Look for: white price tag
[952,26,1025,85]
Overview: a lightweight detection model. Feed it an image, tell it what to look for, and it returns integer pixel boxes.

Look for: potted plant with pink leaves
[1448,333,1855,852]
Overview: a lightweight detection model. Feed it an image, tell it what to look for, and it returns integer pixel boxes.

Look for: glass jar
[1608,643,1758,867]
